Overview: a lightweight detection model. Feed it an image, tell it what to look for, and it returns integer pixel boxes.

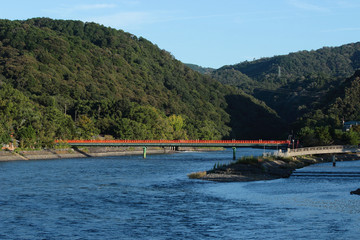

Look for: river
[0,148,359,239]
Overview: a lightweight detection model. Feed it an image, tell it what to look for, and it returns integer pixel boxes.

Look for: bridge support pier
[232,147,236,160]
[143,147,147,159]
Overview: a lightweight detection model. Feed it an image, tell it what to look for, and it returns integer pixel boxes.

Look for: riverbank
[188,153,360,182]
[0,146,224,162]
[0,146,175,162]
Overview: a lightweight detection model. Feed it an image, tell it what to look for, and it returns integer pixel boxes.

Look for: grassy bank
[188,154,360,182]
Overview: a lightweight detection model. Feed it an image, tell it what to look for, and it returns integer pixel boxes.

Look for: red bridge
[57,139,290,148]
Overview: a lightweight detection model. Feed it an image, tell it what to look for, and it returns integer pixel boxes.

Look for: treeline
[0,82,225,148]
[0,18,285,149]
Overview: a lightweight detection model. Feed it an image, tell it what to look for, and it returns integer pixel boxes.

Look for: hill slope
[295,70,360,146]
[0,18,285,147]
[212,43,360,122]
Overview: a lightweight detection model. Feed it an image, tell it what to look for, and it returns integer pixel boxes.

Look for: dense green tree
[342,130,360,146]
[75,115,100,139]
[18,125,36,148]
[169,115,187,139]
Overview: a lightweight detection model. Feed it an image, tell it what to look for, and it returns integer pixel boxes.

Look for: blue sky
[2,0,360,68]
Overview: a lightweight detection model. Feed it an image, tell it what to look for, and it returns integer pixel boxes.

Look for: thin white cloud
[88,11,153,29]
[336,0,360,8]
[75,4,117,11]
[119,0,141,6]
[158,13,231,22]
[88,10,289,31]
[43,3,118,17]
[288,0,330,12]
[88,11,228,30]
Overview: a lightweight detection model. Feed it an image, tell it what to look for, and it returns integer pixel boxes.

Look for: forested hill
[296,70,360,146]
[213,42,360,91]
[0,18,284,148]
[212,43,360,122]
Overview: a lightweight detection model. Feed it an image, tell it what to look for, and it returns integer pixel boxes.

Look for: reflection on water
[0,149,359,239]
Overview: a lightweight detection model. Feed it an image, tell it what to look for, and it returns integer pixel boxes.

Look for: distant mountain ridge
[210,42,360,122]
[213,42,360,90]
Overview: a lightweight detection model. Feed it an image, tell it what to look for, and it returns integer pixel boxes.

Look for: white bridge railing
[276,145,360,157]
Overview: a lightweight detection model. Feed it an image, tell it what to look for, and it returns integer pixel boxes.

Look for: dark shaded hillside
[327,70,360,120]
[0,18,286,147]
[225,94,287,139]
[295,70,360,146]
[212,43,360,122]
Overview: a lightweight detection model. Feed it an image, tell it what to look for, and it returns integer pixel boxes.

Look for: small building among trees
[343,121,360,131]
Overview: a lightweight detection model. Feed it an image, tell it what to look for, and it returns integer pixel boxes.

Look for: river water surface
[1,148,359,239]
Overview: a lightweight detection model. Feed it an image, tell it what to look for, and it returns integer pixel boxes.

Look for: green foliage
[18,125,36,148]
[297,71,360,146]
[0,125,11,144]
[212,42,360,124]
[0,83,77,147]
[342,130,360,146]
[169,114,187,139]
[209,38,360,146]
[0,18,289,148]
[235,155,259,165]
[185,63,214,75]
[215,43,360,92]
[75,115,100,139]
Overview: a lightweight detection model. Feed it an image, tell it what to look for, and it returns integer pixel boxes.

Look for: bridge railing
[56,139,291,145]
[289,145,345,153]
[280,145,360,157]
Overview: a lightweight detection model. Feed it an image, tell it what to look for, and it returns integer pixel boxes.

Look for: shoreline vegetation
[188,154,360,182]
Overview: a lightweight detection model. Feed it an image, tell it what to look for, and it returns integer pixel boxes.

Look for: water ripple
[0,151,359,239]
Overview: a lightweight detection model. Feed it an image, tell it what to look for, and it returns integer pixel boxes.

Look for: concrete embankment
[0,146,174,162]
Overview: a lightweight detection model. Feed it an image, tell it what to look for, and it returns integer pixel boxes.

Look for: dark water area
[1,149,359,239]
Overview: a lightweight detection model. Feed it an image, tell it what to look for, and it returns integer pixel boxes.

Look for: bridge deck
[57,140,290,148]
